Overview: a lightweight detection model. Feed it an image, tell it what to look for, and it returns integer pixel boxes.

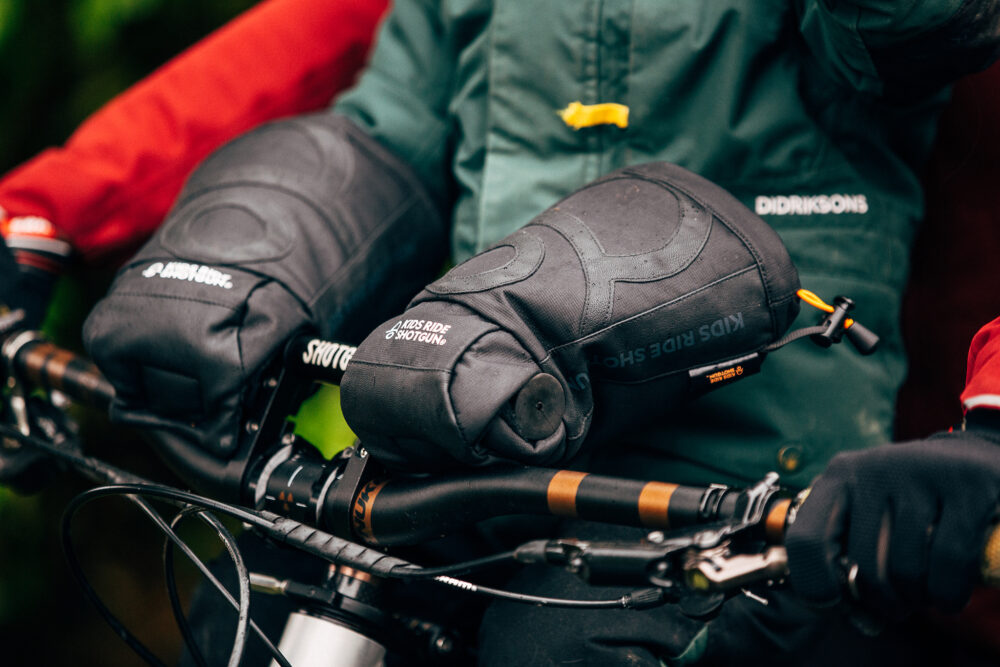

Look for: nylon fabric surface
[341,162,800,469]
[83,115,446,457]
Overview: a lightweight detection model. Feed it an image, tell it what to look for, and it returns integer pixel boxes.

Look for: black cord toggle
[810,296,879,355]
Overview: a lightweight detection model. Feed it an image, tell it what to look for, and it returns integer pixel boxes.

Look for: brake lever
[684,544,788,593]
[515,473,791,604]
[515,537,679,587]
[1,386,81,492]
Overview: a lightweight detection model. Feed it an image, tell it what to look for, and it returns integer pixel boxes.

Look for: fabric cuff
[964,395,1000,411]
[962,317,1000,410]
[0,214,72,273]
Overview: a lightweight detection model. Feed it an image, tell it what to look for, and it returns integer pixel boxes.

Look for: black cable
[54,470,672,635]
[63,482,277,530]
[60,495,171,667]
[0,422,147,487]
[63,491,252,667]
[389,551,517,580]
[62,487,249,667]
[159,506,251,667]
[174,492,663,609]
[146,489,657,610]
[163,512,211,667]
[164,508,217,667]
[164,506,291,667]
[3,422,276,664]
[762,324,828,352]
[61,485,292,667]
[431,575,664,609]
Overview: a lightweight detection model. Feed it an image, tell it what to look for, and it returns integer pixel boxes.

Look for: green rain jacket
[335,0,998,488]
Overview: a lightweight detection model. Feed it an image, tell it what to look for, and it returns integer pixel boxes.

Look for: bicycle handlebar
[5,330,999,591]
[339,467,790,546]
[3,330,114,409]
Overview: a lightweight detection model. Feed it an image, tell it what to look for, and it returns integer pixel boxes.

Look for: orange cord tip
[796,289,853,328]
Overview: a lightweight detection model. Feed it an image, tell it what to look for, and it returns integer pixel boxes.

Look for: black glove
[785,411,1000,616]
[341,162,801,470]
[83,114,446,460]
[0,215,68,328]
[1,227,67,492]
[0,234,20,312]
[479,522,837,667]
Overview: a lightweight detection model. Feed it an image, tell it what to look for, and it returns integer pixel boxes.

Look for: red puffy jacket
[0,0,388,259]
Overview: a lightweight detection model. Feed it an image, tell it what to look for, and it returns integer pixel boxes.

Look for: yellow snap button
[777,445,803,473]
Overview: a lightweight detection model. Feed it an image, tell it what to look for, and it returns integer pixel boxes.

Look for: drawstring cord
[796,289,855,329]
[762,289,862,353]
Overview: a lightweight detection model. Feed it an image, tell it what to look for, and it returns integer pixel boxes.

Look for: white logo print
[301,340,355,370]
[755,194,869,216]
[385,318,451,346]
[142,262,234,289]
[385,321,402,340]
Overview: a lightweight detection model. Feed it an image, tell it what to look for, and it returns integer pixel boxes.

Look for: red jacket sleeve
[963,318,1000,412]
[0,0,388,261]
[897,62,1000,436]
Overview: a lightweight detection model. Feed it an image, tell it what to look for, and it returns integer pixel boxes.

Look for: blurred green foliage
[0,2,258,664]
[0,0,257,173]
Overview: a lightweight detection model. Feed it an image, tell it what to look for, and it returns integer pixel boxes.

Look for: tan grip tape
[765,498,792,544]
[637,482,678,528]
[547,471,588,517]
[982,522,1000,587]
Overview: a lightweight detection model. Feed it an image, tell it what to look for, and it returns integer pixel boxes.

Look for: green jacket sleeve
[797,0,1000,98]
[334,0,453,204]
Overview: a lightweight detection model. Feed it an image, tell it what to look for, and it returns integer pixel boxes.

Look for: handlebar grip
[772,493,1000,589]
[345,467,749,546]
[983,522,1000,587]
[6,335,114,410]
[763,497,792,544]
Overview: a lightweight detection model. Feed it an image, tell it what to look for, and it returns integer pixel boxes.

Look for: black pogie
[340,162,801,470]
[82,114,446,458]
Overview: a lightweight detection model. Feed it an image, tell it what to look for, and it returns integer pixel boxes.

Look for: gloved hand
[785,411,1000,617]
[1,216,71,492]
[83,114,446,461]
[0,214,69,328]
[0,234,21,314]
[341,162,801,470]
[479,522,838,667]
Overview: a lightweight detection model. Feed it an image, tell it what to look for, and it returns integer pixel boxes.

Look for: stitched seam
[347,359,454,374]
[110,291,242,311]
[540,264,757,360]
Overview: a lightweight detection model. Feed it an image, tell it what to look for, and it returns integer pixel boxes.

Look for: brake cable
[0,416,726,624]
[61,485,290,667]
[162,506,287,667]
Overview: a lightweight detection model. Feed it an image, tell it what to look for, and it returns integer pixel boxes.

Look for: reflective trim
[963,394,1000,411]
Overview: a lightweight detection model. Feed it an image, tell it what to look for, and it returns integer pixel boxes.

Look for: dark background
[0,0,256,173]
[0,2,257,665]
[2,1,1000,664]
